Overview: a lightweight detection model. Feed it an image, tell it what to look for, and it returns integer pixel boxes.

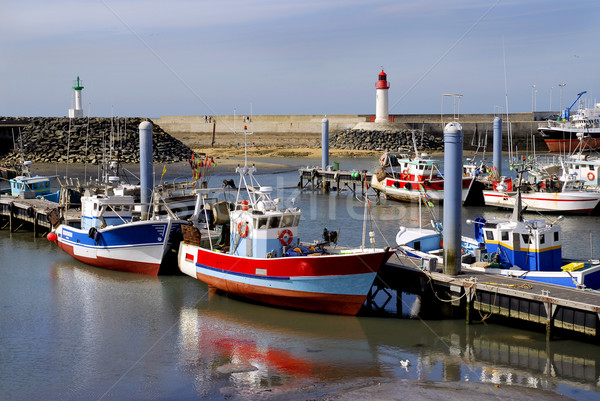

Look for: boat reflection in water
[177,290,600,399]
[177,292,381,391]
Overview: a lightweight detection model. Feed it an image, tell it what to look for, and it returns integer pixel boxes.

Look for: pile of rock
[0,117,193,164]
[330,128,443,151]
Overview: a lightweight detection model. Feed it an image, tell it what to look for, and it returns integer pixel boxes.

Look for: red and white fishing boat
[483,166,600,214]
[178,148,391,315]
[371,151,474,203]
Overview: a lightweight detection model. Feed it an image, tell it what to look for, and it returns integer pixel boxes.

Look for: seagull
[400,359,411,371]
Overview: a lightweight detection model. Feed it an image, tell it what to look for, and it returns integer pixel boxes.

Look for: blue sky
[1,0,598,117]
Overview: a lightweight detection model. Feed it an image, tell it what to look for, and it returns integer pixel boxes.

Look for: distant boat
[482,166,600,214]
[9,160,60,202]
[179,154,391,315]
[371,152,474,203]
[538,100,600,153]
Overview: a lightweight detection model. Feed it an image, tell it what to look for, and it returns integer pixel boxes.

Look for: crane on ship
[561,90,587,120]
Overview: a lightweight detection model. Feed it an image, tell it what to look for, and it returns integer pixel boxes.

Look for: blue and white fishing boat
[9,161,60,202]
[396,191,600,290]
[50,190,186,275]
[48,120,216,275]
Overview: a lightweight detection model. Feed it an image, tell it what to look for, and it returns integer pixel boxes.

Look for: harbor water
[1,156,600,400]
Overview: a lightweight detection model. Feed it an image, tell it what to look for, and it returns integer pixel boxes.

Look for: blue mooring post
[443,122,463,276]
[321,116,329,170]
[139,121,153,220]
[493,117,502,177]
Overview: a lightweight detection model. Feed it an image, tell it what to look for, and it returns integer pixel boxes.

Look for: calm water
[1,157,600,400]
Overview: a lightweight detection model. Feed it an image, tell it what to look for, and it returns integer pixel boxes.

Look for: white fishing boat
[483,165,600,214]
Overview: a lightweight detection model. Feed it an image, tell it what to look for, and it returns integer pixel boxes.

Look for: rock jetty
[330,128,443,152]
[0,117,193,164]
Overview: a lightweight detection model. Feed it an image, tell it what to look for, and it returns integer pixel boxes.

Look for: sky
[1,0,599,118]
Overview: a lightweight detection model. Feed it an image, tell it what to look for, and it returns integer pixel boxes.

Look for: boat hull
[179,243,390,315]
[539,127,600,152]
[371,175,472,203]
[483,190,600,213]
[55,220,177,275]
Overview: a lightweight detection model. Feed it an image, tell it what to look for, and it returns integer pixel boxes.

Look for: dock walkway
[0,196,78,236]
[375,255,600,340]
[298,167,373,194]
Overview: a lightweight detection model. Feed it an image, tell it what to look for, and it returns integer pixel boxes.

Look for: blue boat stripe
[195,263,290,281]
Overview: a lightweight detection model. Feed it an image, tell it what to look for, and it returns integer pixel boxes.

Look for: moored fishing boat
[482,167,600,214]
[9,160,60,202]
[538,92,600,152]
[178,155,391,315]
[396,191,600,290]
[50,189,189,275]
[371,151,474,203]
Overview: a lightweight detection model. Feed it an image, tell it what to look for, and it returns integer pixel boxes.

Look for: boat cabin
[229,187,301,258]
[379,152,440,181]
[80,195,135,231]
[478,218,562,271]
[10,175,53,198]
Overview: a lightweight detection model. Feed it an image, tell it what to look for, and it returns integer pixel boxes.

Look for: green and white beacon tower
[68,76,84,118]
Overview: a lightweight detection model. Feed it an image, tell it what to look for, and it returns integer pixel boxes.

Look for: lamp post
[531,84,536,113]
[550,86,554,111]
[441,93,463,128]
[535,89,538,112]
[558,83,566,111]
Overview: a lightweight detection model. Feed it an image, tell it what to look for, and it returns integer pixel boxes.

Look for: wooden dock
[298,167,373,195]
[371,254,600,341]
[0,196,78,237]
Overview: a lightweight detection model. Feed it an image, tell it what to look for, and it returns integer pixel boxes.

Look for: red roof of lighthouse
[375,69,390,89]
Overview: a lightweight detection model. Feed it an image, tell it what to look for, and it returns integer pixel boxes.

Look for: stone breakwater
[0,117,193,164]
[330,128,443,152]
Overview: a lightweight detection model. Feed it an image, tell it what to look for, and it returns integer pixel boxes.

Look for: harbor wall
[156,112,551,150]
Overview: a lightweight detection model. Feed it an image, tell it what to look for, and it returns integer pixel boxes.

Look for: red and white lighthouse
[374,69,390,123]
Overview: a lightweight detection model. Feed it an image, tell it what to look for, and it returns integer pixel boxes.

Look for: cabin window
[94,203,97,211]
[540,234,545,244]
[521,234,532,244]
[257,217,268,229]
[485,230,494,241]
[269,216,281,229]
[501,231,509,241]
[554,231,559,242]
[589,165,595,171]
[281,214,294,228]
[293,215,301,226]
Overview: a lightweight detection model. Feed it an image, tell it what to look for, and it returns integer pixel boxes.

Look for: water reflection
[177,294,383,395]
[176,289,600,399]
